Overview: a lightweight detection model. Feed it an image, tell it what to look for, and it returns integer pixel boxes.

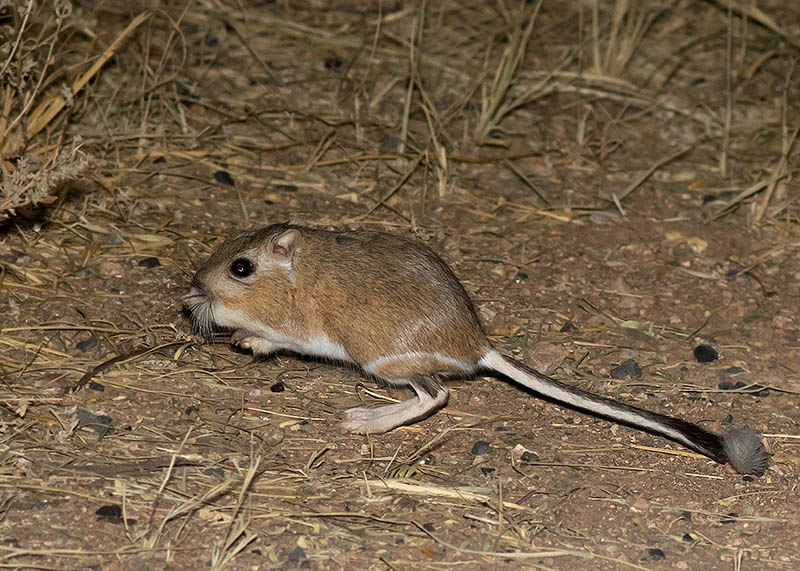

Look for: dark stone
[693,344,718,362]
[610,358,642,379]
[214,170,235,186]
[270,381,286,393]
[96,504,122,518]
[324,57,343,69]
[720,513,738,524]
[287,546,306,564]
[471,440,491,455]
[76,409,113,436]
[559,321,576,332]
[718,380,746,390]
[138,257,161,268]
[76,337,98,352]
[644,548,666,561]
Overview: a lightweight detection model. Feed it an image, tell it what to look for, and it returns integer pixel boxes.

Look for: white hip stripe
[363,351,476,376]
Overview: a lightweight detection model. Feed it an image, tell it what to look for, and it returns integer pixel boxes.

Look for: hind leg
[341,378,449,434]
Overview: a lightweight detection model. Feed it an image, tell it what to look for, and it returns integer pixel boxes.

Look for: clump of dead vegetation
[0,1,147,221]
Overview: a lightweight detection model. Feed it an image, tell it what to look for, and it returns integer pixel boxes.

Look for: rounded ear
[270,229,302,260]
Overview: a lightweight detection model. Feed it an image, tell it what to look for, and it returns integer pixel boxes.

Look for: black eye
[230,258,254,278]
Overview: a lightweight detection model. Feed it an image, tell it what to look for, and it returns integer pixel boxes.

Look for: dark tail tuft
[722,427,770,476]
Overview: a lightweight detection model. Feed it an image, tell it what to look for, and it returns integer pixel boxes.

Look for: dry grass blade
[210,456,262,570]
[615,143,694,202]
[595,0,664,77]
[25,12,151,140]
[713,124,798,221]
[707,0,800,50]
[474,1,544,141]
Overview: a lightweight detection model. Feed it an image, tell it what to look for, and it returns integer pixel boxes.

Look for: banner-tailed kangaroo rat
[183,223,769,475]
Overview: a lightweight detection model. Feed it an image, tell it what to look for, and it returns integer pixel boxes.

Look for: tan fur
[191,223,489,376]
[182,223,769,475]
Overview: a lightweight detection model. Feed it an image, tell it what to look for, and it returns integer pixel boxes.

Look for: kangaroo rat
[183,223,769,476]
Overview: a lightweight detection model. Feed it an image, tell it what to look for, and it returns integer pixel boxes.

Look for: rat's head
[182,224,303,337]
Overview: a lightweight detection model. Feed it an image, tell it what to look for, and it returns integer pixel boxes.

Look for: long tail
[479,349,769,476]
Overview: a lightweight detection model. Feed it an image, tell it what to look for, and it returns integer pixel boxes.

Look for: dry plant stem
[1,7,64,149]
[411,520,592,562]
[475,0,543,141]
[603,0,663,77]
[360,152,424,219]
[753,123,799,224]
[397,14,418,154]
[754,64,799,222]
[25,12,151,139]
[720,1,733,178]
[707,0,800,50]
[210,456,261,569]
[713,123,798,221]
[0,0,33,78]
[615,144,693,201]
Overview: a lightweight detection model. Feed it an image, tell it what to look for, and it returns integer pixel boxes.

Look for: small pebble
[559,321,576,332]
[287,546,306,564]
[270,381,286,393]
[214,170,235,186]
[718,380,746,390]
[76,338,98,352]
[610,358,642,379]
[471,440,491,455]
[644,548,666,562]
[76,409,113,436]
[521,451,540,464]
[138,256,161,268]
[693,344,718,362]
[96,504,122,520]
[324,56,343,69]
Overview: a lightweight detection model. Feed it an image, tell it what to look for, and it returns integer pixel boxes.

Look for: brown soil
[1,1,798,569]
